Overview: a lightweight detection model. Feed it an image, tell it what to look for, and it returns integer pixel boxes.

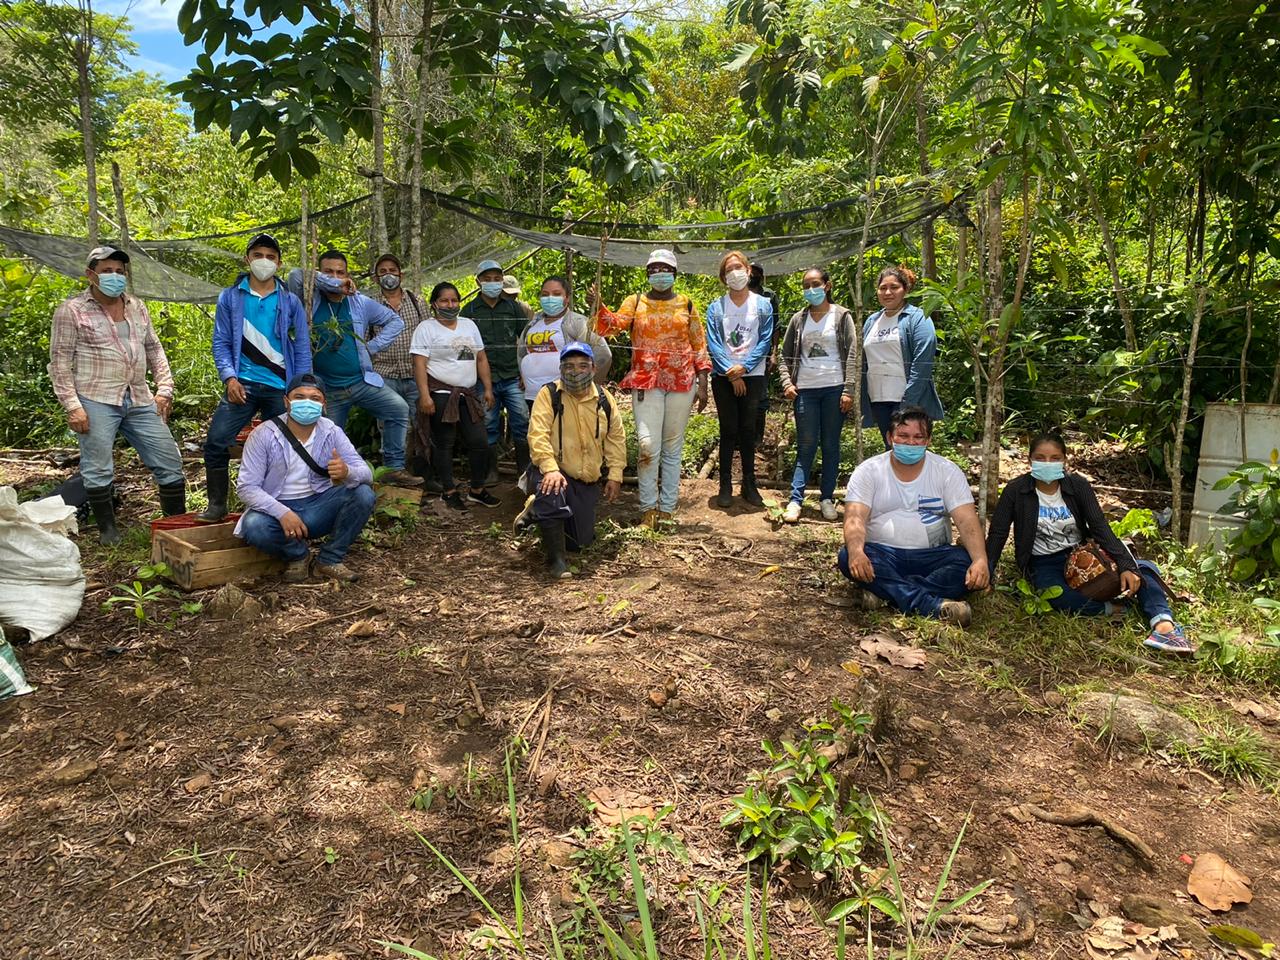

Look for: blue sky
[100,0,199,82]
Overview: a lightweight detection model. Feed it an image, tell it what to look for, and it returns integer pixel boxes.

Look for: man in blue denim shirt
[286,250,422,487]
[201,233,311,520]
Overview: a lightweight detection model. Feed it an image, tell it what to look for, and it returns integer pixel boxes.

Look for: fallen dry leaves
[859,635,927,669]
[1187,852,1252,912]
[587,786,658,828]
[1083,916,1179,960]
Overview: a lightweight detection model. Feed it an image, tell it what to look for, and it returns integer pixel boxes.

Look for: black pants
[712,375,765,483]
[430,395,488,492]
[526,465,602,550]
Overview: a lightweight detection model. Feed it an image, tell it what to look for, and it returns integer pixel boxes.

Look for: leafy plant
[1213,451,1280,582]
[721,699,876,878]
[323,846,340,866]
[1012,578,1063,616]
[1194,628,1245,676]
[1110,508,1159,540]
[103,579,166,629]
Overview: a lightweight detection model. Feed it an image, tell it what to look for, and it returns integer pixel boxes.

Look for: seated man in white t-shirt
[837,406,990,626]
[235,372,376,583]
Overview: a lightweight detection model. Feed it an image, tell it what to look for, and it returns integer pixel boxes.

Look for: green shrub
[1213,452,1280,582]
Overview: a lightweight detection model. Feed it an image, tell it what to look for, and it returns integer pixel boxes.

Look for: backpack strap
[270,416,330,478]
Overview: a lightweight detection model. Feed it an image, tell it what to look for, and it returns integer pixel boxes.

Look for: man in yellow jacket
[517,342,626,577]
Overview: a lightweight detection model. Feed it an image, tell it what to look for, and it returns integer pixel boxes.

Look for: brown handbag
[1064,541,1123,601]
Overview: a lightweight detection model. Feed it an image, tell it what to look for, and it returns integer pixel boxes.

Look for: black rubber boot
[158,481,187,517]
[540,521,571,579]
[741,461,764,507]
[86,485,121,546]
[199,466,229,521]
[716,447,733,508]
[514,440,530,477]
[484,446,500,487]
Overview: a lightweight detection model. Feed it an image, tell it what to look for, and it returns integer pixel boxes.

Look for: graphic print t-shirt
[863,311,907,403]
[795,310,843,389]
[520,315,566,400]
[720,293,765,377]
[844,451,974,549]
[1032,486,1081,555]
[409,317,484,389]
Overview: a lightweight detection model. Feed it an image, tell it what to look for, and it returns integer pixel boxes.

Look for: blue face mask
[288,398,323,425]
[96,272,127,298]
[540,295,566,316]
[892,443,926,465]
[803,286,827,306]
[480,281,504,299]
[1030,461,1066,482]
[316,272,346,295]
[648,271,675,291]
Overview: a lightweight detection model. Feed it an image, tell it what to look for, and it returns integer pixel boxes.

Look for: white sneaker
[783,501,802,524]
[820,499,838,521]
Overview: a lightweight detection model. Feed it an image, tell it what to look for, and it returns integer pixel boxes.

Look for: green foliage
[721,698,876,877]
[1110,508,1159,541]
[1213,452,1280,582]
[1011,578,1063,616]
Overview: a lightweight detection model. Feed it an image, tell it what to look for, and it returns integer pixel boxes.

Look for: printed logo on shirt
[918,495,945,525]
[1039,503,1072,522]
[805,340,830,358]
[456,342,476,361]
[727,321,748,349]
[526,329,559,353]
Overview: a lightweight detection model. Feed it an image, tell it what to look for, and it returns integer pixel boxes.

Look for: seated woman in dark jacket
[985,432,1192,654]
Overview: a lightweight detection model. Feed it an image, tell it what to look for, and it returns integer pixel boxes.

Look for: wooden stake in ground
[1170,286,1206,541]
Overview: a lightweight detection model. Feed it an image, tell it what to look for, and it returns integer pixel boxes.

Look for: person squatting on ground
[594,248,711,529]
[776,267,858,525]
[370,253,430,478]
[860,265,944,445]
[837,406,990,626]
[49,245,186,544]
[516,276,611,410]
[705,250,774,509]
[515,342,625,578]
[286,250,420,487]
[410,282,498,511]
[202,233,311,521]
[985,432,1193,654]
[463,259,531,485]
[235,372,376,583]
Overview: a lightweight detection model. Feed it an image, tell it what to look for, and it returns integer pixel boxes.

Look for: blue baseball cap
[476,259,503,275]
[286,371,327,395]
[560,342,594,362]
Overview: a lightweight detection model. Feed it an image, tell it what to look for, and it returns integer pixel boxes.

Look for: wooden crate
[151,521,283,591]
[375,483,423,510]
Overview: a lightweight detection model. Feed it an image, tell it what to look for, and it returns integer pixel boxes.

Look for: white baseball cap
[647,248,677,270]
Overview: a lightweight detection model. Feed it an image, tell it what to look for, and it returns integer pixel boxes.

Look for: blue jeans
[1030,550,1175,627]
[486,376,529,446]
[77,393,184,489]
[838,542,971,618]
[324,381,409,469]
[238,484,377,565]
[204,381,286,469]
[633,386,696,513]
[790,385,845,504]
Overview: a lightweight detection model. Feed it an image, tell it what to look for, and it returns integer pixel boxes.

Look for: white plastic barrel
[1188,402,1280,547]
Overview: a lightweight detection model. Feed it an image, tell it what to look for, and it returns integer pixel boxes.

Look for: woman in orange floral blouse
[593,248,710,528]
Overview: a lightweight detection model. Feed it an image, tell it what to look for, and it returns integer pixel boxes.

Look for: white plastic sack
[0,488,85,642]
[0,485,79,536]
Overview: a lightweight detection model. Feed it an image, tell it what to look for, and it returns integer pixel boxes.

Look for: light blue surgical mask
[892,443,926,465]
[96,272,127,298]
[803,286,827,306]
[288,398,323,425]
[540,295,566,316]
[480,281,504,299]
[1030,461,1066,483]
[648,271,675,292]
[316,272,346,295]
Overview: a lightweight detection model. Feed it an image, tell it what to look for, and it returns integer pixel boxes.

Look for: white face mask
[249,257,279,282]
[724,268,750,291]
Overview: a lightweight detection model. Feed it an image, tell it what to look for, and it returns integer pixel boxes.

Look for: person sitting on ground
[202,233,311,521]
[515,342,625,578]
[837,405,989,626]
[410,282,498,511]
[49,245,187,544]
[985,431,1193,654]
[235,372,376,583]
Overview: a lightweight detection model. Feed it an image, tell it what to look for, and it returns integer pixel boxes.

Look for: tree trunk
[916,84,935,281]
[1142,202,1156,294]
[977,177,1005,525]
[300,186,313,317]
[369,0,389,259]
[408,0,437,292]
[76,0,99,247]
[1239,250,1256,452]
[110,160,128,248]
[849,101,887,465]
[1170,287,1206,542]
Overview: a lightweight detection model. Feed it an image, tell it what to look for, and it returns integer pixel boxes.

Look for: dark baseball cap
[286,371,327,395]
[245,233,281,255]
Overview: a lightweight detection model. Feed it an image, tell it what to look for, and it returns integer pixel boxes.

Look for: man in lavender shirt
[235,372,376,583]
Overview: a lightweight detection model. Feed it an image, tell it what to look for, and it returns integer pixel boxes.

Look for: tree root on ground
[934,885,1037,947]
[1012,803,1155,865]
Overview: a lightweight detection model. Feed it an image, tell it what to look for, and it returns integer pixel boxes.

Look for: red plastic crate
[235,419,263,445]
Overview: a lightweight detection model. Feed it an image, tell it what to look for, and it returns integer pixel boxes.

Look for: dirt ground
[2,451,1278,960]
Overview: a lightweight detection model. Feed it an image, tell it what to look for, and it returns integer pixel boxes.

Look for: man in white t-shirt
[838,406,990,626]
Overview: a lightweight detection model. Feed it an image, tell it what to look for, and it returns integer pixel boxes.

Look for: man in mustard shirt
[516,342,625,578]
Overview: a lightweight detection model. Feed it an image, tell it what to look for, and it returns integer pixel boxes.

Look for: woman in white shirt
[516,275,611,409]
[410,282,496,511]
[859,265,945,443]
[775,267,858,524]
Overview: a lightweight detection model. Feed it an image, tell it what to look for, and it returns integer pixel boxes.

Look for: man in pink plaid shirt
[49,246,186,544]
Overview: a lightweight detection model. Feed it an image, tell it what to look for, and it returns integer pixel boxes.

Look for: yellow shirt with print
[528,381,626,484]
